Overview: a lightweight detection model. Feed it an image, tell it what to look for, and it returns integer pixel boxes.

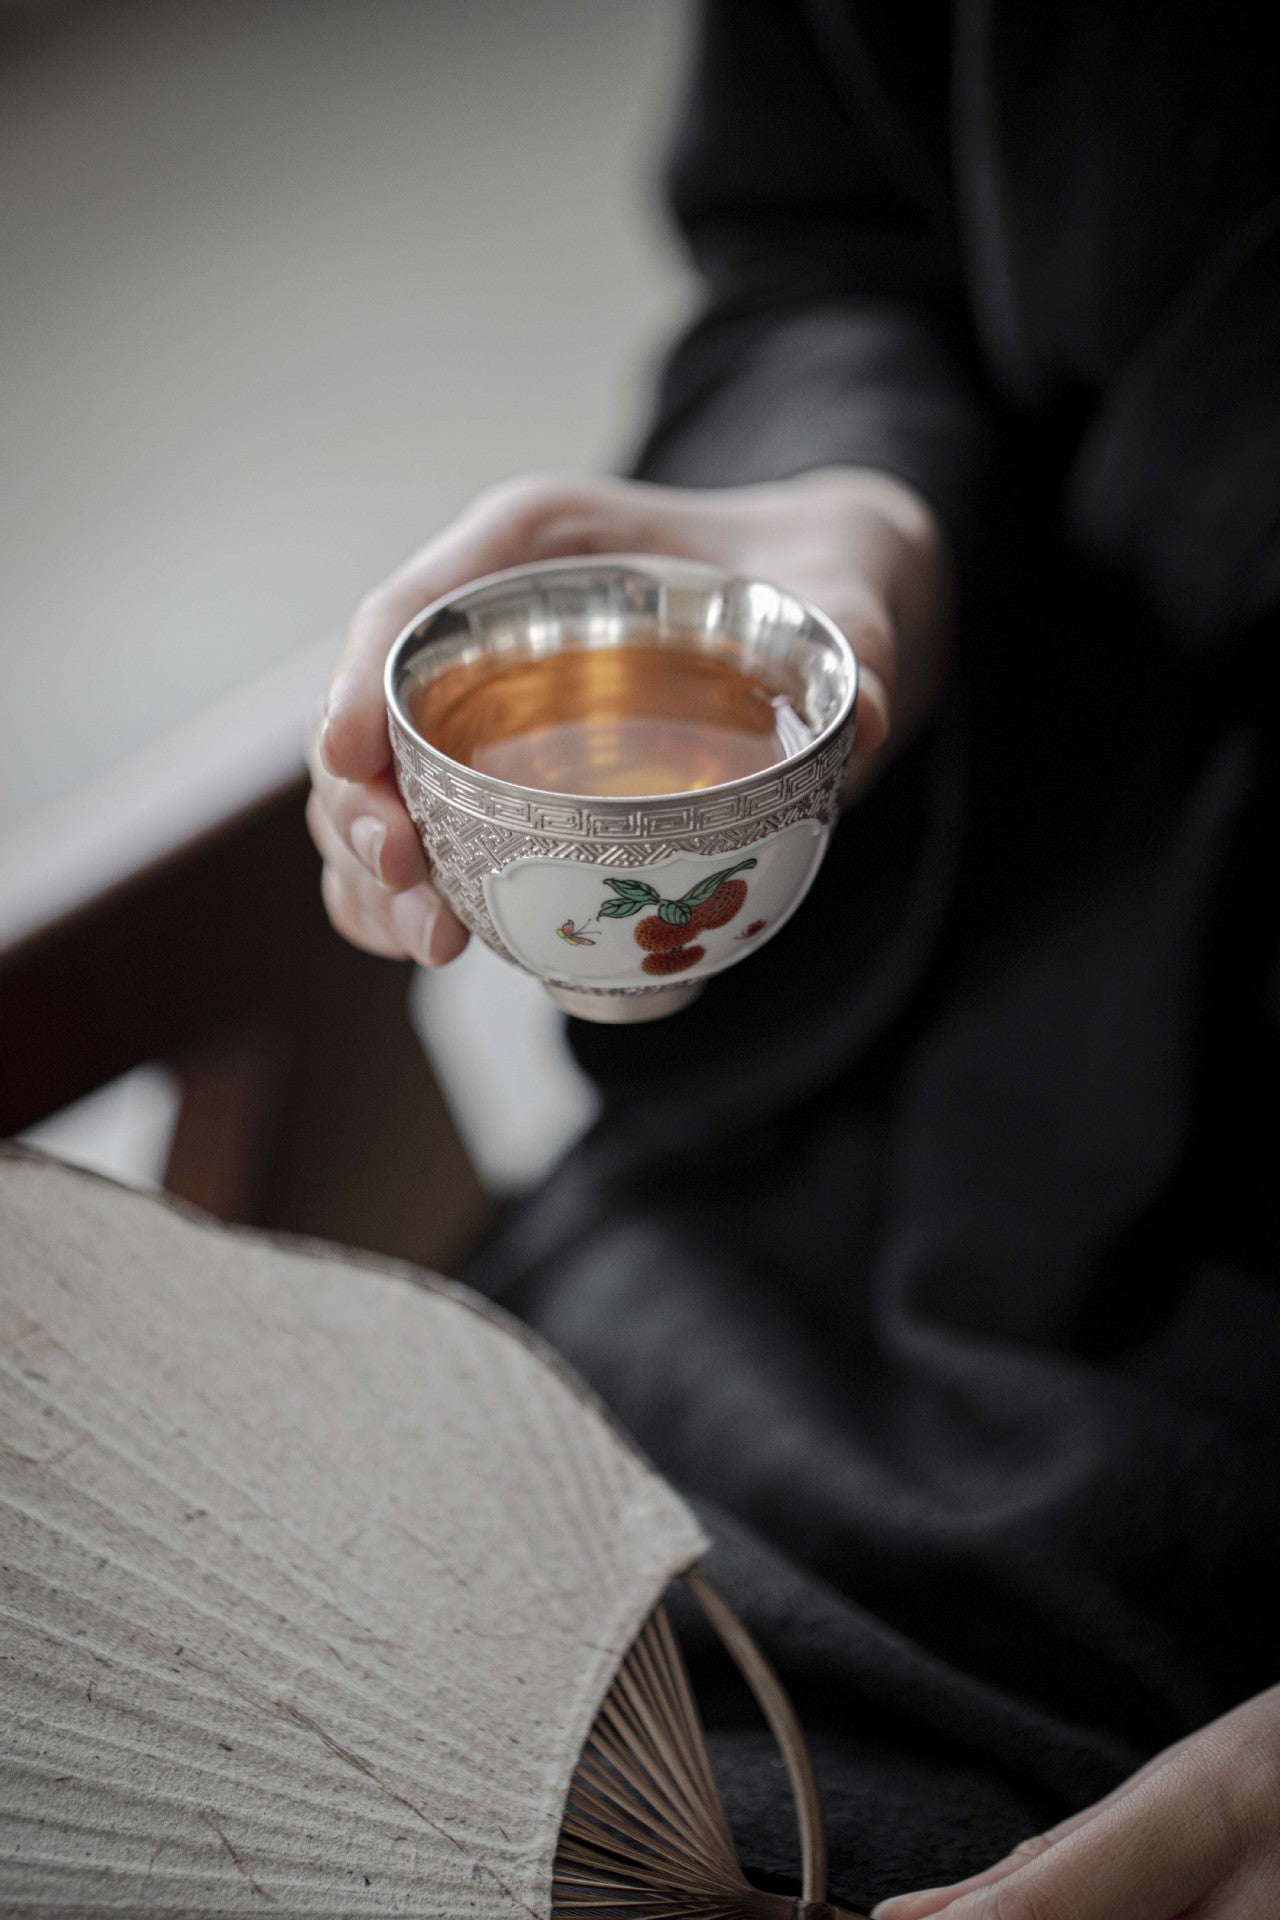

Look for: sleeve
[629,0,1001,557]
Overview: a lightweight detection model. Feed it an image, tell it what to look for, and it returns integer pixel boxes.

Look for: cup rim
[383,552,859,810]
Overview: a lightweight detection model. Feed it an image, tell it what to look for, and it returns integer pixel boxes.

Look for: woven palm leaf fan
[0,1148,864,1919]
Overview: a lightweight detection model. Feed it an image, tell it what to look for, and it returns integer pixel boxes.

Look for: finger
[783,468,951,763]
[880,1751,1232,1920]
[785,578,895,761]
[870,1721,1227,1919]
[848,659,890,760]
[319,861,411,961]
[840,664,891,806]
[310,800,468,968]
[869,1833,1065,1920]
[306,751,431,894]
[321,473,697,783]
[322,860,469,969]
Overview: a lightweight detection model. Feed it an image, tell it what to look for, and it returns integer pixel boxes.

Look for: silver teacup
[385,555,858,1023]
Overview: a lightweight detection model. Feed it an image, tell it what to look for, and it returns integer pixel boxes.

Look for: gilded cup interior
[385,554,858,804]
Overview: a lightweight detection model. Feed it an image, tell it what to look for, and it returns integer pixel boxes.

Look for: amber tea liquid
[411,641,813,797]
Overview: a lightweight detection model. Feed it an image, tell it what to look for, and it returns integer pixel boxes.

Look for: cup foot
[545,982,704,1024]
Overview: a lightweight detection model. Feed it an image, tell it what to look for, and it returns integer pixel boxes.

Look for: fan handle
[686,1570,867,1920]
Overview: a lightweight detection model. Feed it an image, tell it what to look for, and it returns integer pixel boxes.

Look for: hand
[872,1682,1280,1920]
[308,468,953,968]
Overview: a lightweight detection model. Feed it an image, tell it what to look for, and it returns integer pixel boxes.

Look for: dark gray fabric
[467,5,1280,1911]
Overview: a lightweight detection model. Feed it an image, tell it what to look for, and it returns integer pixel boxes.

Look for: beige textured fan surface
[0,1149,707,1917]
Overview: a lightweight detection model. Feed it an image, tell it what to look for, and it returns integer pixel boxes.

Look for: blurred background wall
[1,0,691,826]
[2,0,693,1200]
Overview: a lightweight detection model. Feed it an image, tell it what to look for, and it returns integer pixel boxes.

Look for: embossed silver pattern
[389,708,852,977]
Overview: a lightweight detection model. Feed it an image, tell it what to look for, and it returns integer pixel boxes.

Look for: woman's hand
[872,1682,1280,1920]
[307,468,952,967]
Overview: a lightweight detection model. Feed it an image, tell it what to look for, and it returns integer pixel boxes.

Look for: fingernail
[319,709,339,774]
[390,888,437,967]
[349,814,387,883]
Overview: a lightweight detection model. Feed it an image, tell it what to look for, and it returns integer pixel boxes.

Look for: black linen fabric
[466,4,1280,1911]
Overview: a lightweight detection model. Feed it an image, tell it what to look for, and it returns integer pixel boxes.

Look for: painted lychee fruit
[687,876,748,933]
[635,875,750,955]
[635,914,691,952]
[642,944,705,976]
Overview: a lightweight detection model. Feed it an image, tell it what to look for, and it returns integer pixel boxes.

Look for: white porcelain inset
[485,819,826,994]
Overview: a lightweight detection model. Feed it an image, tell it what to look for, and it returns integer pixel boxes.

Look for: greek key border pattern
[389,712,851,973]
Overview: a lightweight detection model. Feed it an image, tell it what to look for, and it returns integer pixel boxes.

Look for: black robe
[468,5,1280,1911]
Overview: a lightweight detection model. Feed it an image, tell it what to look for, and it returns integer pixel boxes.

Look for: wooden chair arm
[0,645,491,1271]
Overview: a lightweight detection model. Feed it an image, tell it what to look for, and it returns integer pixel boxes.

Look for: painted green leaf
[676,857,758,908]
[598,898,645,918]
[604,877,660,903]
[659,901,693,927]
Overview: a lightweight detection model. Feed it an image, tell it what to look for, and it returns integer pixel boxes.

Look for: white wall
[0,0,693,829]
[3,0,695,1193]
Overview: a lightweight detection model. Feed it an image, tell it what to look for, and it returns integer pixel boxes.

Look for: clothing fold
[470,3,1280,1908]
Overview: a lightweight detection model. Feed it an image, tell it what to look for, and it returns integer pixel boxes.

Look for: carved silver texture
[389,710,852,973]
